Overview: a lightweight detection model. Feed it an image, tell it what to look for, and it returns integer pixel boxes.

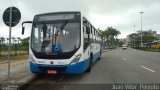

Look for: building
[148,30,157,35]
[154,34,160,40]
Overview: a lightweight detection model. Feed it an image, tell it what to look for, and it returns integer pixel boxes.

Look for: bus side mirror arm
[22,27,25,35]
[22,21,33,35]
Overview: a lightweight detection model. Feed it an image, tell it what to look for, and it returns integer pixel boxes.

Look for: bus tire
[86,55,93,72]
[97,57,100,60]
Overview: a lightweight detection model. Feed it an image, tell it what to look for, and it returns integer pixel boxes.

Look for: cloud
[0,0,160,38]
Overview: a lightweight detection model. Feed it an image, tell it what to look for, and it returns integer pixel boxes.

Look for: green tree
[22,37,30,54]
[12,37,18,55]
[102,27,121,48]
[119,41,124,47]
[22,37,30,46]
[127,33,138,46]
[128,30,159,47]
[0,37,5,45]
[7,38,9,46]
[0,37,5,56]
[135,35,159,44]
[0,39,1,56]
[137,30,153,36]
[128,33,138,39]
[17,37,22,46]
[107,27,121,37]
[17,37,22,54]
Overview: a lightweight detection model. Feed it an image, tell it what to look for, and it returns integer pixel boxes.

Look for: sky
[0,0,160,39]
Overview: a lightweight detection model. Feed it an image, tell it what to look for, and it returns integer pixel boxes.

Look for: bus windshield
[31,20,80,54]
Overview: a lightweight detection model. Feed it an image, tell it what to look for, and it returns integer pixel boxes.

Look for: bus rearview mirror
[22,27,25,35]
[21,21,33,35]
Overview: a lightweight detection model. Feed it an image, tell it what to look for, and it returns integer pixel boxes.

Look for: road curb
[17,74,36,90]
[0,61,8,64]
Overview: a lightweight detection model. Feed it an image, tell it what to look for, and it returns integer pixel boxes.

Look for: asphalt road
[23,47,160,90]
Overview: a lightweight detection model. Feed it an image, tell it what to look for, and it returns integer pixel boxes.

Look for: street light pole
[8,7,12,81]
[139,11,144,47]
[133,25,136,47]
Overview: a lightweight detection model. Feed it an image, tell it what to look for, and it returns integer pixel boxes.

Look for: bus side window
[90,26,92,33]
[83,25,87,40]
[94,29,96,43]
[95,31,97,43]
[89,25,92,42]
[92,27,94,43]
[83,25,87,38]
[83,23,90,50]
[96,31,98,43]
[93,29,95,43]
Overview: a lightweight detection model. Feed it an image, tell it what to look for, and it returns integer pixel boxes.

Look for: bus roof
[35,11,81,16]
[33,11,102,35]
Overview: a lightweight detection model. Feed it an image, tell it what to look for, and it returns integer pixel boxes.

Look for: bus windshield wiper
[55,20,68,42]
[59,20,68,31]
[53,20,68,54]
[57,20,68,33]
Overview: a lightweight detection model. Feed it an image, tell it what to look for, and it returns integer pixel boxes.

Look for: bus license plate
[47,70,57,74]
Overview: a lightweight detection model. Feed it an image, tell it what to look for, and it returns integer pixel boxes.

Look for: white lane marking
[141,65,156,72]
[122,58,127,61]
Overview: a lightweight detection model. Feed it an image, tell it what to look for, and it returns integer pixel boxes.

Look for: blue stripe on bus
[29,51,101,74]
[29,59,89,74]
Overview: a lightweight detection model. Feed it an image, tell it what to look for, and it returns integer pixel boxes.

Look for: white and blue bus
[22,11,103,74]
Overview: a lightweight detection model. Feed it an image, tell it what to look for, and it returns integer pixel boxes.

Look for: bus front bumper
[29,60,89,74]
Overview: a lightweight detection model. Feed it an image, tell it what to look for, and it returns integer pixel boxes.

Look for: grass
[133,47,160,52]
[0,54,29,62]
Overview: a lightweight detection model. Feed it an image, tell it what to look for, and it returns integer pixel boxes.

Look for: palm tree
[102,27,121,48]
[11,37,16,55]
[17,37,22,46]
[14,39,18,55]
[7,38,9,46]
[0,37,5,56]
[0,39,1,56]
[17,37,22,54]
[12,37,15,46]
[0,37,5,46]
[22,37,30,54]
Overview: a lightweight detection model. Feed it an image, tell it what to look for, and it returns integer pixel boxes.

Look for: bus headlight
[70,54,82,65]
[29,55,36,64]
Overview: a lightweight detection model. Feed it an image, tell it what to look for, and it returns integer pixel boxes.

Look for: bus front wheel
[86,55,93,72]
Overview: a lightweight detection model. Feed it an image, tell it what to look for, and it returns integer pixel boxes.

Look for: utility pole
[139,11,144,47]
[133,25,136,47]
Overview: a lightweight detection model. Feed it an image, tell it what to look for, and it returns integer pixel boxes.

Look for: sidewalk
[0,59,35,89]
